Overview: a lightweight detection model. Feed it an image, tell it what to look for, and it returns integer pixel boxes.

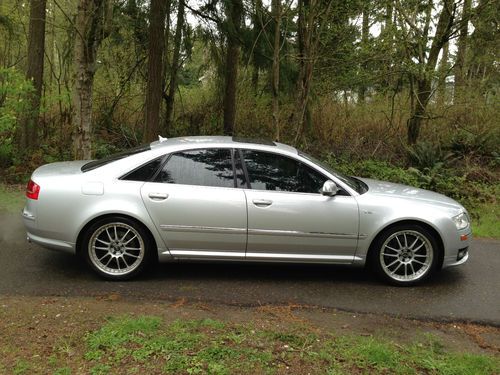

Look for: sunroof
[232,137,276,146]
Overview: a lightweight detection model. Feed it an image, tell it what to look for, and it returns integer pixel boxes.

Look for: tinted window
[81,144,151,172]
[299,151,367,194]
[155,149,234,188]
[122,156,164,181]
[242,150,326,193]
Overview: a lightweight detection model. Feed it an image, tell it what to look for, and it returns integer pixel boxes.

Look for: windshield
[299,152,368,194]
[81,144,151,172]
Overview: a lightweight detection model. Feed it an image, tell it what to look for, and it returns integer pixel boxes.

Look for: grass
[471,203,500,239]
[0,184,24,213]
[34,315,496,374]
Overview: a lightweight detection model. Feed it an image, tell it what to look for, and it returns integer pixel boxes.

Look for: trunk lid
[31,161,90,179]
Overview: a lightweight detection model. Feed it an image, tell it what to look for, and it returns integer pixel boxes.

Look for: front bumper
[442,229,472,268]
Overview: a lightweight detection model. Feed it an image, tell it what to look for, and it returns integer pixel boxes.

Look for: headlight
[452,212,469,230]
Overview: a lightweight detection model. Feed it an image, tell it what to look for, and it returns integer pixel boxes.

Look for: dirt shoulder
[0,295,498,374]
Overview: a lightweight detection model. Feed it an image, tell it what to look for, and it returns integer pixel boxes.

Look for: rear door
[140,148,248,259]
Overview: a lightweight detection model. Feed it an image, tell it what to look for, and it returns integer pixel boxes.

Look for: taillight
[26,179,40,200]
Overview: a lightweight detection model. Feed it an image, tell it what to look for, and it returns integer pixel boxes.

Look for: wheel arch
[75,213,159,260]
[366,219,445,269]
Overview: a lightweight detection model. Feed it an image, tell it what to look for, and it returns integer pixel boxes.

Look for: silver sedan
[22,136,471,285]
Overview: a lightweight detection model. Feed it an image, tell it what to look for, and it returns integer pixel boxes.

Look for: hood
[358,177,464,210]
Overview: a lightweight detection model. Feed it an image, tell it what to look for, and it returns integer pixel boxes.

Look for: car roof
[150,136,298,154]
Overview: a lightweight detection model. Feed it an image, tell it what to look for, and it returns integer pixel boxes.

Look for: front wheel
[371,224,440,286]
[82,217,153,280]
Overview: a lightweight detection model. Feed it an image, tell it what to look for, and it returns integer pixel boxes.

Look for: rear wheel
[371,224,440,286]
[82,217,153,280]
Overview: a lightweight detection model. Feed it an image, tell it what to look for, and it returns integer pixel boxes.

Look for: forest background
[0,0,498,236]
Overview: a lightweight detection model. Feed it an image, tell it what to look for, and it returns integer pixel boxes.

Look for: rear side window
[242,150,326,193]
[122,156,164,181]
[155,148,234,188]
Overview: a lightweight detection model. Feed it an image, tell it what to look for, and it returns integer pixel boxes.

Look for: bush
[324,155,497,212]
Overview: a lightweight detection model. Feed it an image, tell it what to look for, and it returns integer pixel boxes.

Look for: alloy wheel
[379,230,433,283]
[88,222,145,276]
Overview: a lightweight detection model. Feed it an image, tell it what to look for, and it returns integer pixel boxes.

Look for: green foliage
[13,359,31,375]
[407,142,452,170]
[326,155,497,208]
[0,68,34,167]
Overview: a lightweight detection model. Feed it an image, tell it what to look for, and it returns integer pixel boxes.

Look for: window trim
[236,148,251,189]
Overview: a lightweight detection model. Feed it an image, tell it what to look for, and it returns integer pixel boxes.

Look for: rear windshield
[81,144,151,172]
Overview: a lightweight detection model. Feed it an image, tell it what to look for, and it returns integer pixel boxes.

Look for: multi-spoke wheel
[82,217,153,280]
[371,224,440,286]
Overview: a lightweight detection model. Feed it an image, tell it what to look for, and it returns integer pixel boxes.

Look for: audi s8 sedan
[22,136,471,285]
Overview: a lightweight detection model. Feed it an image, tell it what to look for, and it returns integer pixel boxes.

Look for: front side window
[242,150,326,194]
[155,148,234,188]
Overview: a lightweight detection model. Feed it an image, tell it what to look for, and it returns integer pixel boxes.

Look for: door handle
[148,192,169,201]
[252,199,272,207]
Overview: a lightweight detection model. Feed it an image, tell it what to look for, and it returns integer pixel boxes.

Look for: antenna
[158,135,168,143]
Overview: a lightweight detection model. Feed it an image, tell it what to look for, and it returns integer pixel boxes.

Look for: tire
[82,216,153,280]
[370,224,440,286]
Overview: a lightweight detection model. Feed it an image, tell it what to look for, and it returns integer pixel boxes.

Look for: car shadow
[39,250,465,289]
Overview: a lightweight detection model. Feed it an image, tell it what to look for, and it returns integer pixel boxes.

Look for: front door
[141,148,247,259]
[240,149,359,263]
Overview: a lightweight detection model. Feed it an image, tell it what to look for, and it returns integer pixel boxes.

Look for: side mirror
[321,180,339,196]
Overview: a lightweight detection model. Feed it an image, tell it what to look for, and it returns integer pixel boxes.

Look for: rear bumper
[26,231,76,254]
[23,207,76,254]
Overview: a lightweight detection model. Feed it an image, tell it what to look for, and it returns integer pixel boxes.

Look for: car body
[22,136,471,285]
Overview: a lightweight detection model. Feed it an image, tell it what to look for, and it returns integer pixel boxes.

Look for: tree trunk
[165,0,184,135]
[408,80,431,145]
[358,3,369,103]
[407,0,454,145]
[454,0,471,97]
[437,42,449,107]
[251,0,263,93]
[143,0,167,142]
[72,0,111,160]
[19,0,46,151]
[222,0,243,136]
[271,0,281,141]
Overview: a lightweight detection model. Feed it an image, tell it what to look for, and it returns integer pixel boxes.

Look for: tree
[436,41,449,107]
[222,0,243,136]
[358,1,370,103]
[251,0,264,92]
[453,0,471,97]
[294,0,334,144]
[143,0,168,142]
[72,0,112,159]
[467,0,498,98]
[397,0,456,145]
[18,0,46,152]
[165,0,185,134]
[271,0,281,140]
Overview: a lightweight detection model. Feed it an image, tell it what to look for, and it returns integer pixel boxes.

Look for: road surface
[1,212,499,325]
